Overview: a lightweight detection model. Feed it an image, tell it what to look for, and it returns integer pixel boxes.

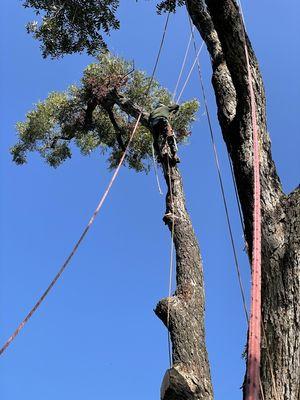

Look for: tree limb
[110,90,150,127]
[105,106,127,151]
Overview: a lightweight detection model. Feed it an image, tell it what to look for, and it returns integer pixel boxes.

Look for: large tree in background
[11,1,299,400]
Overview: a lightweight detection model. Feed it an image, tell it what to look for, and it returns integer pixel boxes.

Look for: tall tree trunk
[186,1,300,399]
[154,157,213,400]
[102,90,214,399]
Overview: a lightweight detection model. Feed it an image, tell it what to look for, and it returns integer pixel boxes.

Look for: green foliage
[11,54,199,172]
[23,1,184,58]
[23,0,120,58]
[172,100,199,141]
[13,92,70,166]
[156,0,185,14]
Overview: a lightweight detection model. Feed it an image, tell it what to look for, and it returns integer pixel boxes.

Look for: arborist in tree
[149,102,180,164]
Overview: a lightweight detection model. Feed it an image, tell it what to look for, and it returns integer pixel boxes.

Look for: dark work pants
[151,117,175,160]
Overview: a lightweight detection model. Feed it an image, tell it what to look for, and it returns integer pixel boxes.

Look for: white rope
[172,27,195,101]
[152,28,197,196]
[166,159,175,368]
[236,0,246,26]
[151,144,163,195]
[176,42,204,103]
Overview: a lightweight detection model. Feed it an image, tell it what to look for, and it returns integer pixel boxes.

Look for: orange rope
[0,10,171,357]
[0,115,141,356]
[243,26,262,400]
[238,3,278,397]
[187,15,249,322]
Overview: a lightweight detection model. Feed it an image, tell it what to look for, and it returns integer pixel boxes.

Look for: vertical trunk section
[107,90,214,399]
[154,156,213,399]
[186,1,300,399]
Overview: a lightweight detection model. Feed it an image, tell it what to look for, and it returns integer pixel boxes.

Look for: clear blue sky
[1,1,299,399]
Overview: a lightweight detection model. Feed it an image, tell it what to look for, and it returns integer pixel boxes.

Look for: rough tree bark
[11,0,299,398]
[98,90,214,399]
[99,3,300,391]
[185,1,300,399]
[154,158,213,400]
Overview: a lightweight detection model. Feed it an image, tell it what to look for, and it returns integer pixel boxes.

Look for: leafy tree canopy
[24,0,120,58]
[156,0,185,14]
[23,0,184,58]
[12,54,199,171]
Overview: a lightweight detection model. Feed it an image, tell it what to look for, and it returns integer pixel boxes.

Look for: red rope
[244,42,262,400]
[0,11,171,357]
[0,114,141,356]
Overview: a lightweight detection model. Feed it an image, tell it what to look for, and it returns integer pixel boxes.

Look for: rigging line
[148,10,172,196]
[259,381,266,400]
[187,15,249,322]
[238,5,278,400]
[0,115,141,357]
[153,23,196,196]
[176,42,204,103]
[151,144,163,195]
[166,157,175,369]
[155,25,197,196]
[261,322,278,400]
[172,26,195,102]
[236,0,247,27]
[237,2,279,398]
[227,152,246,237]
[146,11,171,96]
[0,10,172,357]
[243,32,262,400]
[188,12,264,399]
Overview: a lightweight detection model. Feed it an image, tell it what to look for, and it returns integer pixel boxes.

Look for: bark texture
[87,10,299,393]
[185,1,300,399]
[154,157,213,400]
[97,89,213,399]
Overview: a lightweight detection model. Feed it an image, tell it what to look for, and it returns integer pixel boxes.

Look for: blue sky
[1,1,299,399]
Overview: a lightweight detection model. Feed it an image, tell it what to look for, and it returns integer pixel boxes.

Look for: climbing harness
[151,27,202,195]
[0,10,171,357]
